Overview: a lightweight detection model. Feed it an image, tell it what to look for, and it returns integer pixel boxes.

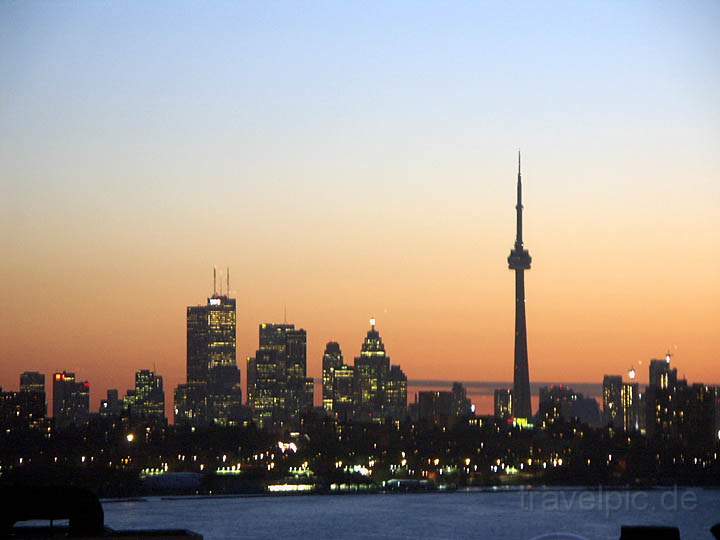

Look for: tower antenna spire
[213,266,217,295]
[227,267,230,296]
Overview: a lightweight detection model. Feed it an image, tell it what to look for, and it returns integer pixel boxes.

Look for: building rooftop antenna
[213,266,217,296]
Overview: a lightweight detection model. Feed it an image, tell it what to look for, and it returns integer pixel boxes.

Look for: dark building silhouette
[451,382,472,419]
[645,353,679,439]
[386,365,408,420]
[417,391,452,425]
[19,371,46,419]
[538,385,600,427]
[507,153,532,419]
[602,375,623,429]
[99,388,122,418]
[494,388,513,420]
[52,371,89,428]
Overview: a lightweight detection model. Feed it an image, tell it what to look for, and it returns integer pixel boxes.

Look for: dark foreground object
[1,486,202,539]
[620,526,681,539]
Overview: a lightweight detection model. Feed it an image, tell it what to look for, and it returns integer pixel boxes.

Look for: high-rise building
[646,353,679,438]
[602,375,623,429]
[538,385,600,428]
[20,372,45,394]
[507,153,532,420]
[180,272,242,427]
[247,322,312,426]
[621,381,640,433]
[451,382,472,419]
[19,371,46,419]
[130,369,165,420]
[100,389,122,418]
[247,349,286,428]
[257,323,312,419]
[332,365,355,422]
[386,364,408,421]
[494,388,513,420]
[52,371,90,428]
[353,319,391,423]
[417,391,452,425]
[322,342,344,412]
[174,383,208,427]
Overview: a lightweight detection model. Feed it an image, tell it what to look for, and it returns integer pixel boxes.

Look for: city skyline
[2,2,719,415]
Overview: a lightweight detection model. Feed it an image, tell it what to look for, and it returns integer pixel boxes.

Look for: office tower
[20,372,45,394]
[676,383,717,448]
[538,385,600,428]
[247,349,287,428]
[602,375,623,429]
[257,323,311,420]
[183,272,242,426]
[649,354,678,390]
[621,381,640,432]
[353,318,391,423]
[132,369,165,420]
[19,371,46,419]
[332,364,355,422]
[100,389,122,417]
[417,391,453,426]
[386,364,408,421]
[186,306,209,384]
[451,382,472,419]
[249,322,311,424]
[645,353,678,438]
[322,342,344,412]
[494,388,513,419]
[174,383,208,427]
[52,371,90,428]
[507,153,532,420]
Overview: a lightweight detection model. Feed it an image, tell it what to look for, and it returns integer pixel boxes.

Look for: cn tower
[507,152,532,419]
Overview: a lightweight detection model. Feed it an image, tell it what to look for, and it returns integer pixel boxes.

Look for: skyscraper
[386,364,408,421]
[247,348,287,428]
[131,369,165,420]
[353,318,391,423]
[322,342,344,412]
[177,271,242,427]
[250,322,312,424]
[332,364,355,422]
[52,371,90,428]
[494,388,513,420]
[646,353,679,438]
[19,371,46,419]
[507,153,532,420]
[621,380,640,433]
[602,375,623,429]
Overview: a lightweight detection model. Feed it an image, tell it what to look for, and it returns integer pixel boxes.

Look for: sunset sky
[1,2,719,415]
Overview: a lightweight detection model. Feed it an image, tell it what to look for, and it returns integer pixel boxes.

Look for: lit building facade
[178,280,241,427]
[322,342,344,412]
[353,319,391,423]
[494,388,513,420]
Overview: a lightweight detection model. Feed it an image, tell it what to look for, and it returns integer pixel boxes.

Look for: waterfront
[103,488,720,540]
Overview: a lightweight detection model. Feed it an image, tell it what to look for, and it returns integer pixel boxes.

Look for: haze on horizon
[1,1,719,413]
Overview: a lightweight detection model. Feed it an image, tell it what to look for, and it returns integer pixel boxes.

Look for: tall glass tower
[507,153,532,419]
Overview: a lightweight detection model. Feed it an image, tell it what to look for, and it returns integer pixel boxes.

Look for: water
[103,488,720,539]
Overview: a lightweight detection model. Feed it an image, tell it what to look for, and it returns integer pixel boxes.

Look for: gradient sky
[1,2,719,415]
